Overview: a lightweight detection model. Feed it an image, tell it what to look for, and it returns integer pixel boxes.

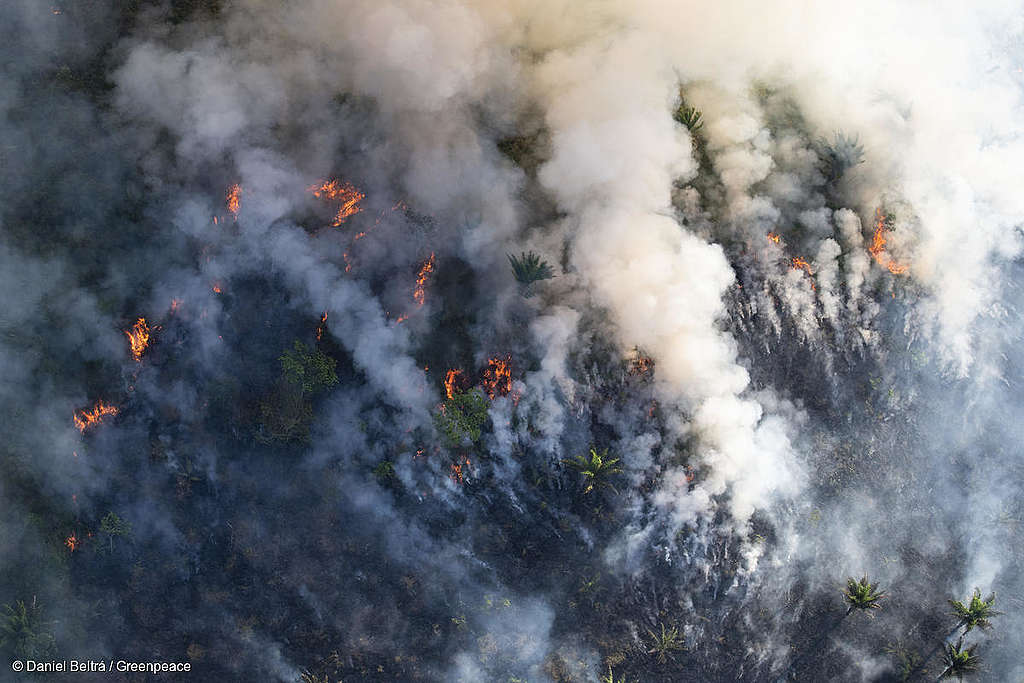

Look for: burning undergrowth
[2,1,1024,682]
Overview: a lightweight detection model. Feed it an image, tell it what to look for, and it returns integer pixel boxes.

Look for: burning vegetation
[226,183,241,219]
[413,252,436,306]
[481,355,512,399]
[444,369,465,400]
[790,256,816,289]
[869,209,909,275]
[124,317,150,361]
[73,401,118,433]
[308,179,365,226]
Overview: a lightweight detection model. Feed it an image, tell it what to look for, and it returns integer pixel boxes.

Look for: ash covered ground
[3,1,1024,681]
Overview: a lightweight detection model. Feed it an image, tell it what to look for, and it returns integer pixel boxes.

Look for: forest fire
[482,356,512,399]
[73,401,118,432]
[413,253,436,306]
[308,179,365,226]
[790,256,816,289]
[316,311,328,341]
[450,457,472,484]
[65,534,78,552]
[766,232,781,244]
[212,282,223,294]
[226,183,241,219]
[444,369,464,399]
[125,317,150,361]
[869,209,909,275]
[627,348,655,377]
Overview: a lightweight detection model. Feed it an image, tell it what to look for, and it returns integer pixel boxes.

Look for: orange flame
[413,252,436,306]
[170,298,183,313]
[766,232,781,244]
[74,401,118,432]
[444,369,464,400]
[482,355,512,400]
[226,184,241,219]
[125,317,150,362]
[869,209,909,275]
[212,282,223,294]
[790,256,816,290]
[316,311,328,341]
[450,457,472,484]
[65,534,78,552]
[308,179,365,226]
[395,313,409,324]
[627,348,655,377]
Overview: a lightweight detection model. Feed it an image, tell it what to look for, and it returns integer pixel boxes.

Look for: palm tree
[646,622,685,664]
[508,251,555,297]
[818,131,864,182]
[939,638,980,680]
[564,447,622,494]
[0,598,55,659]
[949,588,1001,634]
[600,666,629,683]
[842,576,886,616]
[673,104,703,132]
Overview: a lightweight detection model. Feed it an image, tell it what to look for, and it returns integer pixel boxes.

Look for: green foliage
[940,637,980,680]
[673,104,704,132]
[818,132,864,182]
[99,512,132,553]
[280,341,338,395]
[884,641,922,682]
[949,588,1001,633]
[434,389,489,446]
[373,461,396,481]
[646,622,685,664]
[0,599,56,660]
[258,380,314,444]
[843,576,886,615]
[564,447,622,495]
[600,666,630,683]
[508,252,555,296]
[258,341,338,444]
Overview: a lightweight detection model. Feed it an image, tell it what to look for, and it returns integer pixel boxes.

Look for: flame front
[73,400,119,432]
[869,209,909,275]
[125,317,150,361]
[482,355,512,399]
[790,256,816,289]
[226,184,241,219]
[413,252,436,306]
[444,369,463,399]
[316,311,328,341]
[766,232,781,244]
[308,179,365,226]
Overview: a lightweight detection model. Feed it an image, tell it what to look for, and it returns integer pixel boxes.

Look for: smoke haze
[2,0,1024,680]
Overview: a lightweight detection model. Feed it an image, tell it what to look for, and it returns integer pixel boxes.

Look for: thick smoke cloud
[2,0,1024,681]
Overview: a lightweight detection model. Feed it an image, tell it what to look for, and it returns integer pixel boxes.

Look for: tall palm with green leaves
[939,637,980,680]
[949,588,1001,634]
[508,251,555,297]
[842,576,886,616]
[564,447,622,495]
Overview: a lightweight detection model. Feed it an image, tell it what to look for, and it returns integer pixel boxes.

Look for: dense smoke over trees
[3,1,1024,681]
